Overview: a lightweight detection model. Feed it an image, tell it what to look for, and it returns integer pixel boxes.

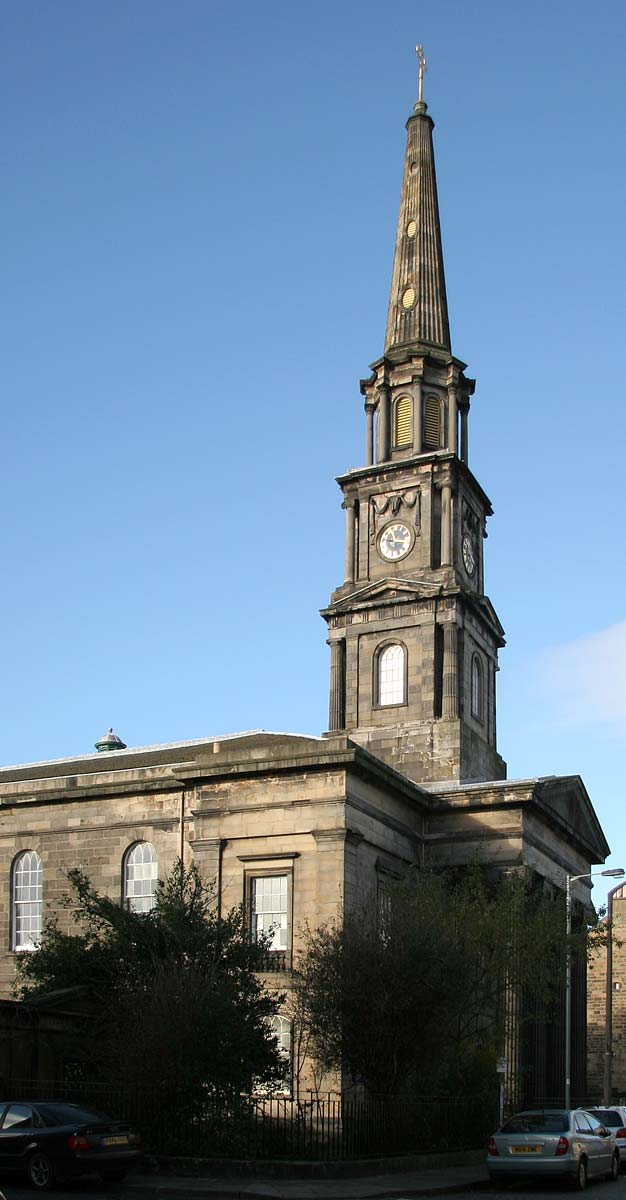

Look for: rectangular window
[250,875,288,953]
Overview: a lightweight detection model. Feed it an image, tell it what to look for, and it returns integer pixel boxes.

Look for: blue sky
[2,0,625,904]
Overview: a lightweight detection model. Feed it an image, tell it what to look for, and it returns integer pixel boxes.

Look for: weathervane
[415,44,427,103]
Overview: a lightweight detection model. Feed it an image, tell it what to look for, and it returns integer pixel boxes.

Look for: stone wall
[588,896,626,1100]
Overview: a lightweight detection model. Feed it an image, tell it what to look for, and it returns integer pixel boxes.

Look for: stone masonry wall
[588,896,626,1100]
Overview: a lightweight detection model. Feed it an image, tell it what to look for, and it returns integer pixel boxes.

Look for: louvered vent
[394,395,412,448]
[423,397,441,450]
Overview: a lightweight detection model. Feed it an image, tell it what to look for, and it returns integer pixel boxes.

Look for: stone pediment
[531,775,610,863]
[326,577,441,614]
[426,774,610,869]
[468,593,506,644]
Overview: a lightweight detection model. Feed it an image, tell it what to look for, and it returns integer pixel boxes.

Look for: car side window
[586,1113,606,1134]
[1,1104,34,1130]
[575,1113,592,1132]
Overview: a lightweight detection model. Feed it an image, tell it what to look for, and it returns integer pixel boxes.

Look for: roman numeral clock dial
[462,533,476,577]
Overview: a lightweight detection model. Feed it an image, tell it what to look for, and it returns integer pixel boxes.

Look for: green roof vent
[95,727,127,753]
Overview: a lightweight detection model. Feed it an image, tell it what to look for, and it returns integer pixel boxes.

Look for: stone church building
[0,70,611,1103]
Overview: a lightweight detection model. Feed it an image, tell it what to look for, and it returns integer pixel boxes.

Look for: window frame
[270,1014,293,1095]
[393,394,413,449]
[374,641,408,709]
[1,1104,40,1130]
[422,394,442,450]
[11,850,43,953]
[122,841,158,914]
[245,868,293,971]
[471,653,484,723]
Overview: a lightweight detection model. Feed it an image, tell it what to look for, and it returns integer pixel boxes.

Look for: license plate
[511,1144,541,1154]
[102,1135,128,1146]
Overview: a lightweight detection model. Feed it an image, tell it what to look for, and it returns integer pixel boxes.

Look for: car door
[0,1104,39,1169]
[585,1111,614,1173]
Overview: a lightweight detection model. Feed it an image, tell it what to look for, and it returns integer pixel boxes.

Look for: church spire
[384,48,451,356]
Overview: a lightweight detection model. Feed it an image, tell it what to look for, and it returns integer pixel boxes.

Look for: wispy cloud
[537,620,626,733]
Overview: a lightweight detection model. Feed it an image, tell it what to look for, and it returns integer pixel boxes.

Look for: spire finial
[415,44,428,104]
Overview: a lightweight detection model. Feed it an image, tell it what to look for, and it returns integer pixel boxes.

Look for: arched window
[271,1014,292,1059]
[471,654,484,722]
[376,643,406,707]
[423,395,441,450]
[123,842,158,913]
[270,1014,292,1093]
[12,851,42,951]
[394,395,413,448]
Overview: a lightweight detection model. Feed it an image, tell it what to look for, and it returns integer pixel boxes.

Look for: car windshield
[36,1103,113,1126]
[588,1110,623,1127]
[502,1113,569,1134]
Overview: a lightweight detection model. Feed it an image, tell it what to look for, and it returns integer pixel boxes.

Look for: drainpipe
[179,789,185,867]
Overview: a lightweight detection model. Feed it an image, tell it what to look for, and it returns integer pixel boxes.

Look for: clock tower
[322,73,506,785]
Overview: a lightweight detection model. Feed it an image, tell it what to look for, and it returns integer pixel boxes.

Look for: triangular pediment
[325,576,441,614]
[469,593,506,643]
[531,776,611,863]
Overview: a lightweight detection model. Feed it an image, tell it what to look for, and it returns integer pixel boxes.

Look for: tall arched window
[423,395,441,450]
[394,395,413,448]
[471,654,484,722]
[377,643,406,706]
[12,851,42,951]
[123,842,158,913]
[271,1014,292,1093]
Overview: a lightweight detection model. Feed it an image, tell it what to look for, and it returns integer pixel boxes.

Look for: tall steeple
[385,51,450,356]
[322,53,506,787]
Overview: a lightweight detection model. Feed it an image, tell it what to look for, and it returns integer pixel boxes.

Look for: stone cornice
[179,738,433,813]
[424,774,610,863]
[0,776,184,809]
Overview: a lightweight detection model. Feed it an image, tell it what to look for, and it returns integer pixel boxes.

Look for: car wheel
[99,1168,127,1182]
[607,1152,620,1181]
[26,1151,55,1191]
[573,1156,588,1191]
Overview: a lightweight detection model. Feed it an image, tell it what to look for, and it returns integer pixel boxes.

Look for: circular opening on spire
[406,219,417,239]
[401,285,417,310]
[409,161,418,175]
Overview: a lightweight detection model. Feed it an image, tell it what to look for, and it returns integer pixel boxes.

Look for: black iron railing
[257,950,289,972]
[8,1080,494,1160]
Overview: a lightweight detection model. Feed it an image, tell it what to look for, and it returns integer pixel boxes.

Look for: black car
[0,1100,142,1189]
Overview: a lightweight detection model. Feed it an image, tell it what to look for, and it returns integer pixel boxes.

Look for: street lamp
[604,882,625,1104]
[565,868,624,1109]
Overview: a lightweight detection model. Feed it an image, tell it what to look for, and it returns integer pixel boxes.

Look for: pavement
[123,1154,490,1198]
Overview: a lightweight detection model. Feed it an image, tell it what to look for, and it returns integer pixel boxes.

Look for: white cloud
[537,620,626,733]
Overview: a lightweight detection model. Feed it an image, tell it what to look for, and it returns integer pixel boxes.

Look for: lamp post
[565,868,624,1110]
[604,882,625,1104]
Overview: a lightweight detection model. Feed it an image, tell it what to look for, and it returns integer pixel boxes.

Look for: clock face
[462,533,476,577]
[379,522,412,562]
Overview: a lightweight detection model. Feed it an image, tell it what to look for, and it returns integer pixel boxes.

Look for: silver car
[486,1108,619,1190]
[586,1108,626,1169]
